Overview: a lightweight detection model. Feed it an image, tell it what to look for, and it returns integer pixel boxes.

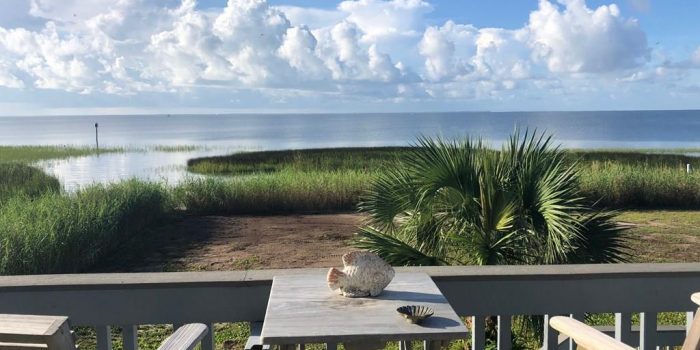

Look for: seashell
[327,251,395,298]
[396,305,434,324]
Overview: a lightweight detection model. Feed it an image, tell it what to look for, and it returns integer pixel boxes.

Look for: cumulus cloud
[0,0,678,111]
[418,21,475,82]
[338,0,432,40]
[528,0,649,73]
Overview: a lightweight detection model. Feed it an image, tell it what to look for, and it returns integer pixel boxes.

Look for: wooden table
[260,272,468,350]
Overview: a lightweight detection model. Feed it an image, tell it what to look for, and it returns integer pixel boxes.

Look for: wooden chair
[0,314,208,350]
[549,292,700,350]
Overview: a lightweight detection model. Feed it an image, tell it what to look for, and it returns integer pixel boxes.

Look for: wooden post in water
[95,122,99,150]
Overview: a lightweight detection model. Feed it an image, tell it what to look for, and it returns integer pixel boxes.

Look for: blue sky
[0,0,699,115]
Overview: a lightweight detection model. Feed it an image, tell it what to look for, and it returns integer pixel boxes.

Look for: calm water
[1,110,699,189]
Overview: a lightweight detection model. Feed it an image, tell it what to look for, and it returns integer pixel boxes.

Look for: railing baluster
[497,315,511,350]
[640,312,658,350]
[568,314,584,350]
[424,340,441,350]
[121,325,138,350]
[471,315,485,350]
[201,323,214,350]
[96,325,113,350]
[542,315,558,350]
[615,312,633,345]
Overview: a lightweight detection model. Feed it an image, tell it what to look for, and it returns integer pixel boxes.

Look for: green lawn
[619,210,700,263]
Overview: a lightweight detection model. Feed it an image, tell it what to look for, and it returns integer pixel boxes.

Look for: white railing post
[96,325,113,350]
[121,325,138,350]
[615,313,633,345]
[471,315,485,350]
[497,315,512,350]
[640,312,658,350]
[542,315,558,350]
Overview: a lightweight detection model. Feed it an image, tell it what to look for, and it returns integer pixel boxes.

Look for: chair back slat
[682,307,700,350]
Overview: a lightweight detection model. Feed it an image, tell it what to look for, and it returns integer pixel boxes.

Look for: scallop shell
[327,251,395,298]
[396,305,434,324]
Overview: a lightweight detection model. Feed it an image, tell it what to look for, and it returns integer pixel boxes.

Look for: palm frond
[359,165,417,229]
[353,226,446,266]
[568,210,631,263]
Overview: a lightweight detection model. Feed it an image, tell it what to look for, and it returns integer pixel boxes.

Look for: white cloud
[274,6,345,29]
[528,0,649,73]
[338,0,432,41]
[278,26,329,80]
[0,0,689,113]
[418,21,475,82]
[0,62,24,88]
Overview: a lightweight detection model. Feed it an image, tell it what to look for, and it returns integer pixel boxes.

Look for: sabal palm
[354,131,628,266]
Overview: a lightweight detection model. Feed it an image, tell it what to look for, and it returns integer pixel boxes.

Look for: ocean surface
[1,110,699,189]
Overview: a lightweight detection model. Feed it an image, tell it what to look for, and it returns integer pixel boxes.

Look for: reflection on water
[36,150,226,191]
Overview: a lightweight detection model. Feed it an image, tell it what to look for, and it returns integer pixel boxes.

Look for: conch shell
[327,251,395,297]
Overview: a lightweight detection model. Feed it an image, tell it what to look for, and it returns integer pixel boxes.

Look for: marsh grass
[187,148,700,211]
[0,163,61,203]
[580,162,700,208]
[0,180,170,275]
[187,147,409,174]
[174,169,371,214]
[0,144,209,163]
[0,145,125,163]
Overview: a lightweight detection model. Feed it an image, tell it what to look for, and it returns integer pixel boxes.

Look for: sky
[0,0,699,116]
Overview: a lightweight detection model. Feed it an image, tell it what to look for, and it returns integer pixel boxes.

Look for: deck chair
[549,292,700,350]
[0,314,208,350]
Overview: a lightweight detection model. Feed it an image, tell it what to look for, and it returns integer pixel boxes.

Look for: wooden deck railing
[0,264,699,350]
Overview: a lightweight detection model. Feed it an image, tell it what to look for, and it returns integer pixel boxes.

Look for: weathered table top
[260,272,468,345]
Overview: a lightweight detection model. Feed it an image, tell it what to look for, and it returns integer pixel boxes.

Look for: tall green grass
[174,169,372,214]
[0,163,61,203]
[187,147,700,211]
[0,180,170,275]
[580,162,700,208]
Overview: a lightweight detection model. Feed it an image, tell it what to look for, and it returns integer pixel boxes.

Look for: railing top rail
[1,263,700,291]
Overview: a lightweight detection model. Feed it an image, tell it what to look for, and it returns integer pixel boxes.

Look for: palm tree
[354,131,628,266]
